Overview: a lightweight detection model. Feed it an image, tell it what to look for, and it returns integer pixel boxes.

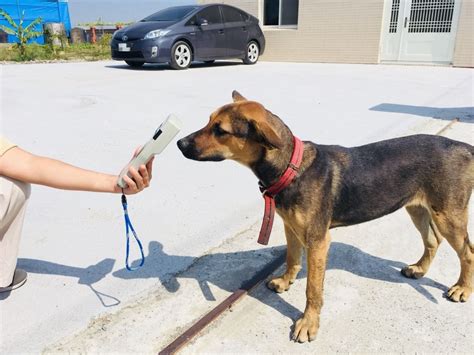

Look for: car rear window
[239,10,250,22]
[222,6,243,23]
[142,6,198,22]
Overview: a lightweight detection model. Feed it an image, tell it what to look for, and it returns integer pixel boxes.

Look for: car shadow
[105,60,243,71]
[370,103,474,123]
[6,241,448,317]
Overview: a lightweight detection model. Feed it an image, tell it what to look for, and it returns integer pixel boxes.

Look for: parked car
[111,4,265,69]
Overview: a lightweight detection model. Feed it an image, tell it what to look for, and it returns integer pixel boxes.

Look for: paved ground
[0,60,472,353]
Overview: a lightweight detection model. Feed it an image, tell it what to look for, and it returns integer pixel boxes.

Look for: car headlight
[144,29,170,39]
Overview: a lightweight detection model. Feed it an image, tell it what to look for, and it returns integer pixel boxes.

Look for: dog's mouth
[196,154,226,162]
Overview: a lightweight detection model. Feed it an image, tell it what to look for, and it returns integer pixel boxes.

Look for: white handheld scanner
[118,114,182,189]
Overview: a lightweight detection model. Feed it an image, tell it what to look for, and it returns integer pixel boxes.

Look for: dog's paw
[292,316,319,343]
[401,265,426,279]
[447,284,472,302]
[267,277,293,293]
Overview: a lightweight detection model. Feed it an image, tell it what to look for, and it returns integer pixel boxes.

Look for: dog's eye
[213,125,229,137]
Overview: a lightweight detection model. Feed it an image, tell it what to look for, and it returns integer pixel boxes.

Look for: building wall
[453,0,473,67]
[198,0,385,64]
[198,0,472,67]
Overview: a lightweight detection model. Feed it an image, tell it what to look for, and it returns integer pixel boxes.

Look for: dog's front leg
[268,223,304,293]
[293,230,331,343]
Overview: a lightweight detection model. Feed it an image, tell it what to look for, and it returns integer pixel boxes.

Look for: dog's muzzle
[177,137,225,162]
[177,137,199,160]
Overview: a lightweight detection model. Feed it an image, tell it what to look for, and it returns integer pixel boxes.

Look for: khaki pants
[0,177,30,287]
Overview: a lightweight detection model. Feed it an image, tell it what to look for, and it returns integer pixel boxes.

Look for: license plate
[118,43,130,52]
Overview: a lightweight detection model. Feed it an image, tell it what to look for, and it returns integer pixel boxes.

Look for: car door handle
[218,29,225,34]
[242,26,247,31]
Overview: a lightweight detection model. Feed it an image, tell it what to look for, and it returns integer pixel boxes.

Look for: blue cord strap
[121,193,145,271]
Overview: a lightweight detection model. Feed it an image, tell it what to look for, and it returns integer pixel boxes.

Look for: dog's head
[177,91,287,167]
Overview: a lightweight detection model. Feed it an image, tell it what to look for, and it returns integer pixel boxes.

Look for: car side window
[222,6,243,23]
[195,6,222,25]
[186,15,197,26]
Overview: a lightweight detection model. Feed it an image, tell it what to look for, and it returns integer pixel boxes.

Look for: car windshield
[141,6,199,22]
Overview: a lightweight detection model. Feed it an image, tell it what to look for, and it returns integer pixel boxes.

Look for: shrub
[0,8,43,59]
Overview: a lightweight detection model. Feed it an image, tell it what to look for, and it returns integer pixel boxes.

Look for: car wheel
[125,61,145,68]
[243,41,259,65]
[170,41,192,70]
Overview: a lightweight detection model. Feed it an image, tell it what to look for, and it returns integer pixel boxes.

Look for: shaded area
[113,241,284,300]
[326,242,447,303]
[370,103,474,123]
[13,258,120,307]
[113,241,447,317]
[8,241,448,317]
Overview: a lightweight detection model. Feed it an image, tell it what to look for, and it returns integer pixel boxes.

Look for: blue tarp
[0,0,71,44]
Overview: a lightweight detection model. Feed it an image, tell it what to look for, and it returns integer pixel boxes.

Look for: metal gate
[381,0,462,63]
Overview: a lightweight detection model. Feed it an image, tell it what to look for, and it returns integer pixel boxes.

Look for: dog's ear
[251,118,284,150]
[232,90,247,102]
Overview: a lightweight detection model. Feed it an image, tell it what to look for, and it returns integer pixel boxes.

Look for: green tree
[0,8,43,59]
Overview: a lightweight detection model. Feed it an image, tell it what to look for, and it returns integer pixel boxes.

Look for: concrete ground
[0,60,472,353]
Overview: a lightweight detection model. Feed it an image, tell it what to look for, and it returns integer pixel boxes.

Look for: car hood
[115,21,176,40]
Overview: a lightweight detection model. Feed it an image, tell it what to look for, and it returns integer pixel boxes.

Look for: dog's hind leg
[402,205,443,279]
[267,224,304,293]
[431,207,473,302]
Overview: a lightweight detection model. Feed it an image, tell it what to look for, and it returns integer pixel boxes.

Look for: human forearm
[1,149,116,192]
[0,147,153,194]
[26,155,117,192]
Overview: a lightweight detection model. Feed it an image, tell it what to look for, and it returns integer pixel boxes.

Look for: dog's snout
[177,136,200,160]
[177,138,189,152]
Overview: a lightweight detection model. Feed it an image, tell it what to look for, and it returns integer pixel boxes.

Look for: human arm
[0,147,153,195]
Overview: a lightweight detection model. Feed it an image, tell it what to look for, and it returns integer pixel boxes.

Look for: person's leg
[0,177,31,289]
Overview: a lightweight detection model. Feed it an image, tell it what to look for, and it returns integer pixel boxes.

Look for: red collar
[258,136,304,245]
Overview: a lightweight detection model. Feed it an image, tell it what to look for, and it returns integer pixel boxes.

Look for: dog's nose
[177,138,189,152]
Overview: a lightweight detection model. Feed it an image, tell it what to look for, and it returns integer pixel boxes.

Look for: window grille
[408,0,455,33]
[389,0,400,33]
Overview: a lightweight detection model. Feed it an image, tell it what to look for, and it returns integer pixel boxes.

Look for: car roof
[198,3,247,11]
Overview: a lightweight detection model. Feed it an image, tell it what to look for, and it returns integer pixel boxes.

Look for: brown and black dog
[177,91,473,343]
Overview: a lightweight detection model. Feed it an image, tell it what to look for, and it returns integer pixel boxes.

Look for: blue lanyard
[121,193,145,271]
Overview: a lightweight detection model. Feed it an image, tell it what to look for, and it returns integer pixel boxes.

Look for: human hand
[113,147,154,195]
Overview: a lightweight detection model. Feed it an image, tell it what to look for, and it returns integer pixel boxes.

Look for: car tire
[170,41,192,70]
[125,61,145,68]
[243,41,259,65]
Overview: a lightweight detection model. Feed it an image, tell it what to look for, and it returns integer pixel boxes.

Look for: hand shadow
[14,258,120,307]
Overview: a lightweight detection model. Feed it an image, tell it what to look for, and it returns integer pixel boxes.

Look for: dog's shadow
[13,241,447,320]
[112,240,448,320]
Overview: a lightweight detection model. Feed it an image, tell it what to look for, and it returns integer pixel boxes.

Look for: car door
[220,5,249,58]
[188,5,226,59]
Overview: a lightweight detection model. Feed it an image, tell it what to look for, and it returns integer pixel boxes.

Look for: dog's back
[320,134,474,227]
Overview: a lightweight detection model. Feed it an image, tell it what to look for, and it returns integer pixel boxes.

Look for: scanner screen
[153,129,163,140]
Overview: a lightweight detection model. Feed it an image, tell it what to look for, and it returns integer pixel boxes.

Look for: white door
[381,0,462,63]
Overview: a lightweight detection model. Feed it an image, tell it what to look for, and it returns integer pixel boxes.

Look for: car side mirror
[197,18,209,27]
